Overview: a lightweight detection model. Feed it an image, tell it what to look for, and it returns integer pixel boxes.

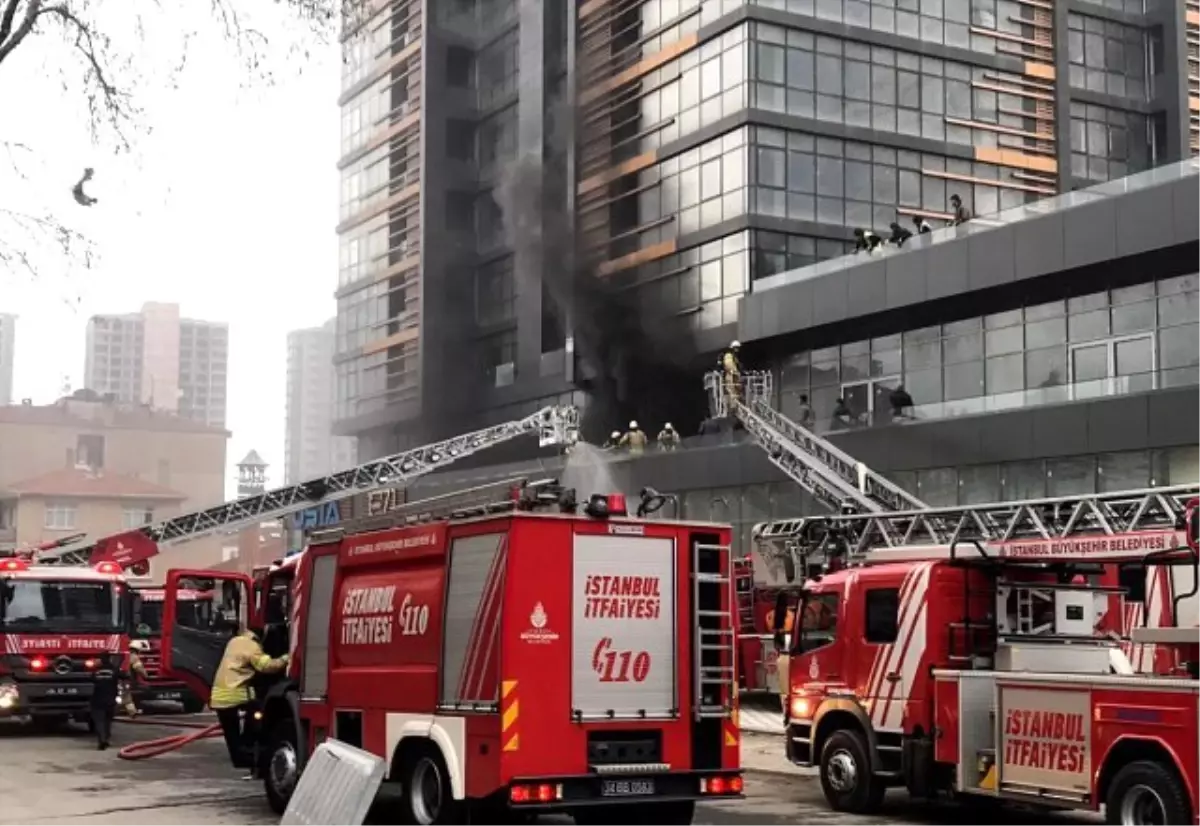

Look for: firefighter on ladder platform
[210,626,289,777]
[721,340,743,411]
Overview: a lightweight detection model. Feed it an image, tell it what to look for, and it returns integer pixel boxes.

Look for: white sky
[0,6,340,496]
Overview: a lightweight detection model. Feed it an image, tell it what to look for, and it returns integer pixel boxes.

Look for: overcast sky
[0,7,340,496]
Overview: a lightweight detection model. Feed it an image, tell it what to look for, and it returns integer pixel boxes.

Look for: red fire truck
[129,586,208,712]
[0,556,130,725]
[759,488,1200,824]
[160,482,744,823]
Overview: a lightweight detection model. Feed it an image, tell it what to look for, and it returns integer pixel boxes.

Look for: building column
[514,0,549,381]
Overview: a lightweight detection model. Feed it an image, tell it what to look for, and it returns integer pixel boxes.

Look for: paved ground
[0,716,1097,825]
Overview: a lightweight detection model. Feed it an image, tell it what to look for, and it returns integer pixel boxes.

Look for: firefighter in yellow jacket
[619,420,648,454]
[721,340,743,409]
[210,629,289,772]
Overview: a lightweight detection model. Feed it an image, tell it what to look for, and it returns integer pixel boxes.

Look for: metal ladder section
[39,406,581,566]
[703,370,928,515]
[693,542,737,720]
[754,484,1200,565]
[732,557,756,632]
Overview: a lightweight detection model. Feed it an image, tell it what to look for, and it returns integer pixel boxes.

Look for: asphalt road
[0,715,1098,825]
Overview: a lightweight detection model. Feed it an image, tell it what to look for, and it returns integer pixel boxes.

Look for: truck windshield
[0,579,123,633]
[795,592,838,654]
[131,596,210,637]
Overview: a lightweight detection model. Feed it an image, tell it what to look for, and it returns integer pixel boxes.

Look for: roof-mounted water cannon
[636,487,677,518]
[584,493,627,519]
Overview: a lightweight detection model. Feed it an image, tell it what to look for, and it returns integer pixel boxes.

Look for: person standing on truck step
[210,627,289,777]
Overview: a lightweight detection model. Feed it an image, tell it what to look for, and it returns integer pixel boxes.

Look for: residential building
[0,313,14,405]
[285,319,357,485]
[0,391,229,579]
[84,302,229,428]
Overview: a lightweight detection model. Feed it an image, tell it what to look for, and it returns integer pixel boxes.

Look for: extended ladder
[754,484,1200,568]
[704,369,927,514]
[38,406,580,567]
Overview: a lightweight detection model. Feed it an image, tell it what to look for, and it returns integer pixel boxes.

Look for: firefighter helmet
[629,420,639,429]
[610,431,620,439]
[730,340,741,349]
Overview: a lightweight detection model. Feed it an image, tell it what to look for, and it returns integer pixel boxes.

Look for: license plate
[45,687,79,696]
[157,692,182,700]
[600,779,655,797]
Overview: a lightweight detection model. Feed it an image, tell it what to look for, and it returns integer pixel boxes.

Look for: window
[795,592,839,654]
[44,502,77,530]
[77,434,105,468]
[446,191,475,231]
[446,45,473,88]
[122,506,153,530]
[475,255,516,326]
[865,589,899,643]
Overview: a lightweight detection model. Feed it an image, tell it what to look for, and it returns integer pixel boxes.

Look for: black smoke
[494,97,707,443]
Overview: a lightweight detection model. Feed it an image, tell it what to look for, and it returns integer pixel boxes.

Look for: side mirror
[1190,499,1200,552]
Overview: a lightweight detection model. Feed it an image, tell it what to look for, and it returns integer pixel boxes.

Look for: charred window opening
[446,45,474,88]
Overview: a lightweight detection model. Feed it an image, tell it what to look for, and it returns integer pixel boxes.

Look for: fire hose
[114,714,222,760]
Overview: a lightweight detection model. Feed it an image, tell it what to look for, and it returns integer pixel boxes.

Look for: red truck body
[163,501,744,822]
[0,559,130,721]
[130,587,206,711]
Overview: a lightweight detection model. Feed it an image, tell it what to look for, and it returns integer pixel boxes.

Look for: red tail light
[701,774,742,796]
[29,656,47,672]
[509,783,562,804]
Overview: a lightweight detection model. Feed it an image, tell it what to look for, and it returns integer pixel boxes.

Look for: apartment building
[84,302,229,428]
[285,319,357,484]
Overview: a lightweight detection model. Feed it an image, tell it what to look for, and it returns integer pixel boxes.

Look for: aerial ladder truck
[753,485,1199,823]
[703,367,1199,692]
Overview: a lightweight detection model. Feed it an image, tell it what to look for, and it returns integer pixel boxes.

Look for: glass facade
[770,274,1199,430]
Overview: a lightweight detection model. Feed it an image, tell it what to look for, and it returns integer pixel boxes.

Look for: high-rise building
[334,0,1197,457]
[84,302,228,427]
[285,319,357,484]
[0,313,15,405]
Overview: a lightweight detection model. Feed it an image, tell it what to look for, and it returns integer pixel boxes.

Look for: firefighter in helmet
[602,430,621,450]
[123,640,150,717]
[657,422,680,451]
[619,421,648,455]
[210,625,289,774]
[721,340,743,409]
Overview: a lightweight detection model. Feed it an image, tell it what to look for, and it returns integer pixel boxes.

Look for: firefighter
[657,422,680,451]
[88,660,120,750]
[124,641,150,717]
[721,340,742,410]
[602,430,621,450]
[210,627,289,773]
[619,421,648,454]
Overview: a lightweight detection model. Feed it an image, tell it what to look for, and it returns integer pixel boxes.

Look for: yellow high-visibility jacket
[210,632,288,710]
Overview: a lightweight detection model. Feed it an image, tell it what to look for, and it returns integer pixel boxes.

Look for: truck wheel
[400,748,461,825]
[819,729,885,814]
[263,719,300,815]
[1105,760,1191,825]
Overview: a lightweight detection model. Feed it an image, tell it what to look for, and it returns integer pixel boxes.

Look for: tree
[0,0,356,288]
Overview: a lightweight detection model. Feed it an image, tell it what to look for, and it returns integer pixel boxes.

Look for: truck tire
[819,729,885,814]
[1105,760,1191,825]
[399,747,461,825]
[263,718,300,815]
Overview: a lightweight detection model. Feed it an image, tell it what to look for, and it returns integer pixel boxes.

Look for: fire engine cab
[0,557,130,724]
[161,481,744,823]
[762,488,1200,824]
[129,586,208,712]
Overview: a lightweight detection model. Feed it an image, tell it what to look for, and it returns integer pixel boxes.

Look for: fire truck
[159,480,744,822]
[0,554,130,725]
[755,487,1200,823]
[129,586,208,712]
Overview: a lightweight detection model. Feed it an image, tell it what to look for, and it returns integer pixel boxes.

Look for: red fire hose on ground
[114,714,222,760]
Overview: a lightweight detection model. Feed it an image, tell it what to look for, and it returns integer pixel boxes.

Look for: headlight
[0,682,19,710]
